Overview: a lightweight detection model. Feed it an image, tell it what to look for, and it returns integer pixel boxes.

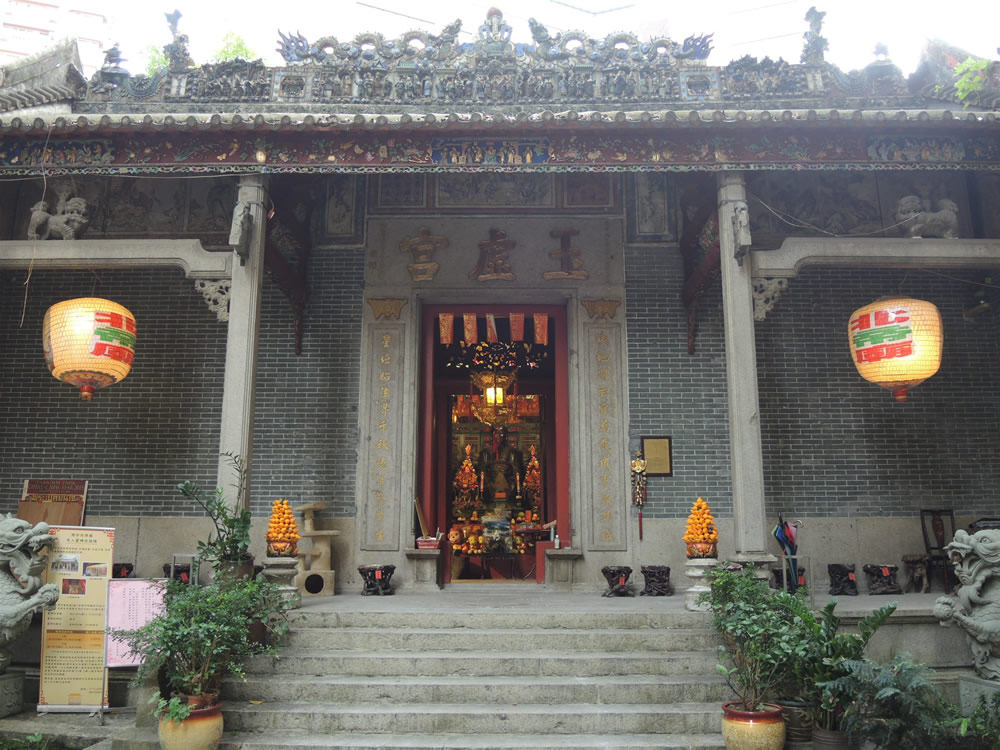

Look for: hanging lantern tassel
[42,297,137,400]
[630,451,647,541]
[848,296,942,402]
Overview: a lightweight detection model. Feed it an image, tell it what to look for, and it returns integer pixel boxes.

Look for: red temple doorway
[418,304,570,582]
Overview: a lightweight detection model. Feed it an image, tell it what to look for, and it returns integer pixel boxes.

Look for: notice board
[19,479,87,527]
[106,579,165,668]
[39,526,113,712]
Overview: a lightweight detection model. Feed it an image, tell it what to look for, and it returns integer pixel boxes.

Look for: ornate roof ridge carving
[7,9,990,116]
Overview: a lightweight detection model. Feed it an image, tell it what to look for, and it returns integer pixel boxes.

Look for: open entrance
[418,304,570,583]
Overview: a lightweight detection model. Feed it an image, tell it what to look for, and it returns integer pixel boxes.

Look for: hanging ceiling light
[42,297,137,400]
[470,369,517,427]
[848,296,942,402]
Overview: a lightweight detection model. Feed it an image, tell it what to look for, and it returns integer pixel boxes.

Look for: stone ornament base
[684,557,717,612]
[260,555,301,609]
[0,672,23,719]
[960,673,1000,714]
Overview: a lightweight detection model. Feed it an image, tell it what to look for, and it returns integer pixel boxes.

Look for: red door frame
[418,303,570,567]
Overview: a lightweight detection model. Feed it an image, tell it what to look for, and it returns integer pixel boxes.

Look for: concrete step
[216,731,728,749]
[245,648,719,677]
[111,726,727,750]
[220,700,723,735]
[225,673,731,704]
[293,610,711,630]
[282,626,719,651]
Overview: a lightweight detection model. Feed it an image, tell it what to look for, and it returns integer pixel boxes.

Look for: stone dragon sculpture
[0,515,59,674]
[934,528,1000,680]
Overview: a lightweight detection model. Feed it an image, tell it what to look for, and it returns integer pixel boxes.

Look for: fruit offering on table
[682,496,719,549]
[265,498,301,556]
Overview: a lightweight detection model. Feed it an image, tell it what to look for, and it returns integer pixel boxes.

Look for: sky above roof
[104,0,996,76]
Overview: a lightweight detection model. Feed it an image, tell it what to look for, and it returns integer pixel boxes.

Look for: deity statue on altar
[477,427,524,514]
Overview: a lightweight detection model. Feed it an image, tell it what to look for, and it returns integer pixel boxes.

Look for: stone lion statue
[934,528,1000,680]
[26,197,89,240]
[895,194,959,239]
[0,514,59,673]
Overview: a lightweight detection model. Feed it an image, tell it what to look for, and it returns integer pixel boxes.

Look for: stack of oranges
[682,497,719,545]
[265,498,301,556]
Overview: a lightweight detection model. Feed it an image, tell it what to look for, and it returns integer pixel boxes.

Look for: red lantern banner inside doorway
[848,296,942,402]
[42,297,137,400]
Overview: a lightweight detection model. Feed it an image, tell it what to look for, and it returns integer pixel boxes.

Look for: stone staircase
[207,597,729,749]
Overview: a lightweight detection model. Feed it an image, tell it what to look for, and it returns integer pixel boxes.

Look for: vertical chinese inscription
[587,325,626,551]
[362,326,404,550]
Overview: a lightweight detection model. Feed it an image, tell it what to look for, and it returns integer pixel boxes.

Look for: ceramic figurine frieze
[0,515,59,674]
[935,529,1000,680]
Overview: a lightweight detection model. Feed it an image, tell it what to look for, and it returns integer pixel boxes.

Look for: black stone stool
[359,564,396,595]
[639,565,672,596]
[862,563,902,595]
[601,565,635,597]
[828,563,858,596]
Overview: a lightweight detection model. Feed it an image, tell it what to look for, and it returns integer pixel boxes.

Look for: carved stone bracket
[751,278,788,321]
[581,299,621,319]
[367,298,408,320]
[194,279,231,322]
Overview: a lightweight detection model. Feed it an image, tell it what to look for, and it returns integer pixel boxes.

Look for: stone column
[217,175,269,501]
[717,173,769,555]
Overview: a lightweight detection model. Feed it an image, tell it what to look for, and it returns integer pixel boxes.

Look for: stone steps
[220,700,723,735]
[110,604,728,750]
[282,625,719,651]
[226,673,730,704]
[246,647,719,677]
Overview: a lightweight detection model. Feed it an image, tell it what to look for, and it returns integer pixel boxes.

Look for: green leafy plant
[210,33,257,64]
[178,453,253,571]
[0,734,51,750]
[936,692,1000,749]
[109,575,292,711]
[781,594,896,730]
[700,564,810,712]
[818,654,948,749]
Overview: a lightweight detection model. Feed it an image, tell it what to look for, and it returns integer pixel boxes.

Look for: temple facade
[1,9,998,592]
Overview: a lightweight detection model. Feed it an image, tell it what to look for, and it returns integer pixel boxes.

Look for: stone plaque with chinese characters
[583,324,627,551]
[360,325,405,550]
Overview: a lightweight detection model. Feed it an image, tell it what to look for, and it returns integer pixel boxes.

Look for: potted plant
[781,595,896,749]
[178,453,254,579]
[701,564,809,750]
[817,654,948,749]
[109,575,291,750]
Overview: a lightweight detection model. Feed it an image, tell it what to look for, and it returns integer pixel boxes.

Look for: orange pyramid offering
[265,498,301,556]
[683,497,718,558]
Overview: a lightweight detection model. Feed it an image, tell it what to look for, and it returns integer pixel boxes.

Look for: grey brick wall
[625,247,733,519]
[0,267,225,517]
[250,248,364,517]
[756,267,1000,519]
[0,248,365,519]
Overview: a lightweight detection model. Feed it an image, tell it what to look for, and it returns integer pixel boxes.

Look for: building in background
[0,0,112,74]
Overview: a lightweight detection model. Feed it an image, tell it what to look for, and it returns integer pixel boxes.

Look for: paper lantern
[42,297,137,400]
[848,296,942,402]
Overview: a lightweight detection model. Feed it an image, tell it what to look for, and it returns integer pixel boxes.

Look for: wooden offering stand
[293,501,340,597]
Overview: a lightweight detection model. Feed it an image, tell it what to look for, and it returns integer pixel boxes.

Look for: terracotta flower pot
[158,702,223,750]
[721,701,785,750]
[686,541,718,559]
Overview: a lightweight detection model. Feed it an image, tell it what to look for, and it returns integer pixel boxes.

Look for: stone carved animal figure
[0,515,59,673]
[895,194,960,239]
[934,529,1000,679]
[26,197,89,240]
